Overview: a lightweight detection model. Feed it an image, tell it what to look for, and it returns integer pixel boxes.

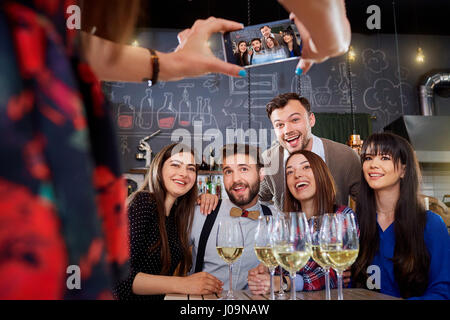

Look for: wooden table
[165,288,401,300]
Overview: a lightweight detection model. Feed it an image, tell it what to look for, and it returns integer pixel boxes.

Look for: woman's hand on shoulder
[197,193,219,215]
[181,272,223,295]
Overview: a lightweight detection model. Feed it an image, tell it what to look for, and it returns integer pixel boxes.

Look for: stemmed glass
[319,213,359,300]
[216,217,244,300]
[271,212,312,300]
[254,216,278,300]
[309,215,332,300]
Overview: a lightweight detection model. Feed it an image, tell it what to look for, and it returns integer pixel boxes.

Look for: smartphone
[222,19,302,69]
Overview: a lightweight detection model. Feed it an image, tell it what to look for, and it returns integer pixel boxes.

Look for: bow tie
[230,207,260,220]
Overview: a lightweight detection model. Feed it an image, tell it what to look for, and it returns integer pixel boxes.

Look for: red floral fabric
[0,0,129,299]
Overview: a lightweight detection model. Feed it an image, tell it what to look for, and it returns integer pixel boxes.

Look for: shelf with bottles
[197,174,227,199]
[198,170,222,175]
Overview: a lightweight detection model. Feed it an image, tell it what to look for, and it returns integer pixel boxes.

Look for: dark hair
[221,143,263,170]
[351,133,430,298]
[80,0,141,61]
[282,29,302,56]
[251,38,262,44]
[237,40,247,47]
[128,143,198,276]
[266,92,311,119]
[283,150,336,215]
[260,25,271,31]
[235,41,249,66]
[266,36,279,48]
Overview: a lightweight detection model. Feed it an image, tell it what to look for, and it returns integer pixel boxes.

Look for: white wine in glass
[254,247,278,269]
[309,216,332,300]
[254,216,278,299]
[216,247,244,264]
[216,217,244,300]
[271,212,312,300]
[320,213,359,300]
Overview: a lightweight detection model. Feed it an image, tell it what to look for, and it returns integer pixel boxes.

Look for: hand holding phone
[174,17,247,78]
[222,19,302,69]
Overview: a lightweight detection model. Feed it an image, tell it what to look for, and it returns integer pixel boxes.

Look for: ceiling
[138,0,450,36]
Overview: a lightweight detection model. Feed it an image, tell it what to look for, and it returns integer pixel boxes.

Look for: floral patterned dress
[0,0,129,299]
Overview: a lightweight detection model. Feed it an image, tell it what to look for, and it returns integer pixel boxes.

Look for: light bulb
[348,46,356,62]
[416,47,425,63]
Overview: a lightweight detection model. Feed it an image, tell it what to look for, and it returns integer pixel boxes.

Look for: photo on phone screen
[222,19,302,68]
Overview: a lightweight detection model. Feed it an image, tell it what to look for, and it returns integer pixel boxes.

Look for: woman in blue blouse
[352,133,450,299]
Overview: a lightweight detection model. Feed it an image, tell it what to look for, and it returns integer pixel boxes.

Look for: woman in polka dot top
[113,143,223,300]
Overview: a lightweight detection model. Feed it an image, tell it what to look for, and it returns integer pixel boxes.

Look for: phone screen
[222,19,302,69]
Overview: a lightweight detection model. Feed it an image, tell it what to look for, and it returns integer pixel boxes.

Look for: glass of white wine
[271,212,312,300]
[216,217,244,300]
[319,213,359,300]
[309,215,332,300]
[254,216,278,300]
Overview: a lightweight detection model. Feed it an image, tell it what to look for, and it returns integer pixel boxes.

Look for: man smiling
[189,144,274,293]
[260,92,361,210]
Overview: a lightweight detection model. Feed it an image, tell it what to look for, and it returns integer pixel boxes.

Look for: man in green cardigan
[260,92,361,210]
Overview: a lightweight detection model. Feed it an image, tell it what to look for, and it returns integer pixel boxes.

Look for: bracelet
[142,48,159,86]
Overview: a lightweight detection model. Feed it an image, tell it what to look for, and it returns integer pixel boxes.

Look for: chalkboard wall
[102,29,450,173]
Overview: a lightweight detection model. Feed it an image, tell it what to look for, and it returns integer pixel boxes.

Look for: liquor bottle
[211,176,216,196]
[206,176,212,194]
[198,178,203,194]
[157,92,177,129]
[178,87,192,127]
[199,155,209,171]
[117,95,135,129]
[215,176,222,200]
[137,88,153,129]
[209,147,215,171]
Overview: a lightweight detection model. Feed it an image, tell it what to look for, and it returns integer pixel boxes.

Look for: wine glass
[309,215,332,300]
[271,212,312,300]
[269,210,289,300]
[216,217,244,300]
[254,216,278,300]
[319,213,359,300]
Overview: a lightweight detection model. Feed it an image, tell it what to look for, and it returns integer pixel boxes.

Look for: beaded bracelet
[142,48,159,86]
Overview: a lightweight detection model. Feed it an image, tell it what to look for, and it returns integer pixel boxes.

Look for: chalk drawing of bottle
[222,109,238,130]
[157,92,177,129]
[137,88,153,129]
[192,96,205,124]
[338,62,350,105]
[178,85,193,127]
[201,98,218,128]
[117,95,135,129]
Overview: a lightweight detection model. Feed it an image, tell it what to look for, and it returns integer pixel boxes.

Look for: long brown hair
[128,143,198,276]
[79,0,141,61]
[80,0,141,43]
[283,150,336,215]
[351,133,430,298]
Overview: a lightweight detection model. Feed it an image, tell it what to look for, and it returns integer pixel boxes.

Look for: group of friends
[2,0,449,301]
[113,93,450,300]
[233,25,302,66]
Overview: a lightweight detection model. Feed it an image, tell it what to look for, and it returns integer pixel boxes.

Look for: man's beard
[226,181,260,207]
